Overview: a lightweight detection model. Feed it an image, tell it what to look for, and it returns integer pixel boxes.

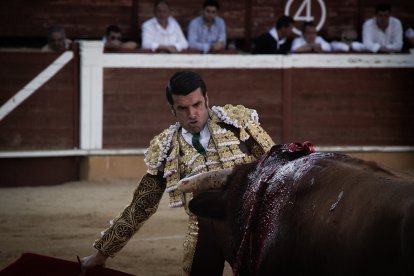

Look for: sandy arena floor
[0,178,232,275]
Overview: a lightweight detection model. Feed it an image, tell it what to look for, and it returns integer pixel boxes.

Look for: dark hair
[154,0,169,10]
[47,26,66,40]
[166,71,207,105]
[203,0,220,10]
[302,21,316,33]
[105,25,121,36]
[376,3,391,13]
[276,15,294,30]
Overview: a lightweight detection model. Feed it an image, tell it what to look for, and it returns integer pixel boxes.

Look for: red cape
[0,253,134,276]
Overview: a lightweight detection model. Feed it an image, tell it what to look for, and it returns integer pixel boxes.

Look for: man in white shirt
[141,0,188,53]
[362,3,403,53]
[291,21,331,53]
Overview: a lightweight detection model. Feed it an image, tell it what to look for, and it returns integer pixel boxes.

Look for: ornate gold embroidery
[246,121,275,154]
[144,123,180,175]
[211,104,258,131]
[182,215,198,275]
[93,174,166,257]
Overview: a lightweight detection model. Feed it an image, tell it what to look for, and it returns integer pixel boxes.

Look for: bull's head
[178,167,252,271]
[178,168,234,219]
[179,159,290,276]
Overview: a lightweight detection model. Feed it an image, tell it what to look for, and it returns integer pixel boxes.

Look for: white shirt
[41,38,72,52]
[362,16,403,53]
[181,124,210,150]
[141,16,188,52]
[331,41,367,52]
[405,28,414,39]
[291,36,332,52]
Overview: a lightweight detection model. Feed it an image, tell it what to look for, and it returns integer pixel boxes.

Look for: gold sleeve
[245,122,275,158]
[93,173,166,257]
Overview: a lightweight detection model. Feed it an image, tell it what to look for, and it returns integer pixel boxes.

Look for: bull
[178,143,414,276]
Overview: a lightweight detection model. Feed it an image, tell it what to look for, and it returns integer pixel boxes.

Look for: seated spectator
[187,0,226,53]
[141,0,188,53]
[405,28,414,51]
[331,29,367,52]
[103,25,137,50]
[41,26,72,52]
[291,21,331,53]
[252,15,294,54]
[362,3,403,53]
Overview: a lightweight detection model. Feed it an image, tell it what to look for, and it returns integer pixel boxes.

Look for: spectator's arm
[319,37,332,52]
[351,41,367,52]
[291,37,312,53]
[173,20,188,52]
[187,21,210,53]
[141,22,160,51]
[331,41,350,52]
[385,19,403,52]
[218,18,227,44]
[362,21,381,53]
[210,18,227,52]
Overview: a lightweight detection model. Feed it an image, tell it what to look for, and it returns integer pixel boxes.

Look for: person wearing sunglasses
[103,25,137,51]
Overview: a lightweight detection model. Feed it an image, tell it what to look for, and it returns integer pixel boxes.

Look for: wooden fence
[0,42,413,186]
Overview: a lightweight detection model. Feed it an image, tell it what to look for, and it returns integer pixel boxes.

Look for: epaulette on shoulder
[144,123,180,175]
[211,104,259,129]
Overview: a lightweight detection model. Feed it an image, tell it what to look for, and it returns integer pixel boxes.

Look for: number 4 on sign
[285,0,326,35]
[294,0,314,21]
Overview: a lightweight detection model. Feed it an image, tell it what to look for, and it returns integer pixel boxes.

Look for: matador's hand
[78,251,108,276]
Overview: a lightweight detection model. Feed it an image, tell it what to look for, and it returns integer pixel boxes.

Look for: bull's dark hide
[189,150,414,276]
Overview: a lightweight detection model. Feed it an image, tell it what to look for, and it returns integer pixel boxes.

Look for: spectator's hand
[209,41,225,52]
[157,45,178,53]
[121,41,138,50]
[79,251,108,276]
[378,46,394,53]
[294,44,312,53]
[166,46,178,53]
[311,43,322,53]
[105,40,122,50]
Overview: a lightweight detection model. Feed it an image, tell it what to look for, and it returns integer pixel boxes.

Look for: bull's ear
[189,191,226,220]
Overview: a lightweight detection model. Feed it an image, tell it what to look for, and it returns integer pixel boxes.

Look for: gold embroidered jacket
[94,104,275,257]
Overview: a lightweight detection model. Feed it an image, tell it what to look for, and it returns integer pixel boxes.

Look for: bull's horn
[177,169,233,193]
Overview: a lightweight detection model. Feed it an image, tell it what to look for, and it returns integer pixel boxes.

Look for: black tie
[192,133,206,156]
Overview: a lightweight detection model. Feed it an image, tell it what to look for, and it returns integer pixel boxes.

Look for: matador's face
[171,88,209,134]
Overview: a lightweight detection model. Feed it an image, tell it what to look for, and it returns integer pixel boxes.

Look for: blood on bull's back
[260,152,414,275]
